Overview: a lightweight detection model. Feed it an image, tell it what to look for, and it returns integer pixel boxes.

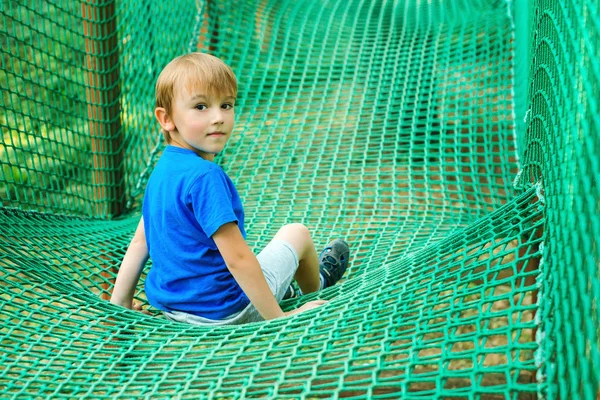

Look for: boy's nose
[212,109,224,124]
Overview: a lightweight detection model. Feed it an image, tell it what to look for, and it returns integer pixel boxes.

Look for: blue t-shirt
[142,145,249,319]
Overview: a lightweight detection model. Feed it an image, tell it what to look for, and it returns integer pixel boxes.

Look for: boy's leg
[273,224,320,294]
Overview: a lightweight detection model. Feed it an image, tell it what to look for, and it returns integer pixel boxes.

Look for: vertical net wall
[517,0,600,398]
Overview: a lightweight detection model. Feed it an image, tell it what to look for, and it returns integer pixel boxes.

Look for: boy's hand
[132,301,153,316]
[285,300,327,317]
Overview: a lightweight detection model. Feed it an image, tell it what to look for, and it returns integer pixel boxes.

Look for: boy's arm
[213,222,286,320]
[110,217,149,309]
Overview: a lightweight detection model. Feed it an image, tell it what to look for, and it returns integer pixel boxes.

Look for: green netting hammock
[1,0,598,398]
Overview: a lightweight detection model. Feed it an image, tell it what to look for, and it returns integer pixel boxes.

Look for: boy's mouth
[207,131,226,137]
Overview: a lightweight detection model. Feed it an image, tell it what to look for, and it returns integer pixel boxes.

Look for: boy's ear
[155,107,175,132]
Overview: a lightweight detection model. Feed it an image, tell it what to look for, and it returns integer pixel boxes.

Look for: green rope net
[0,0,597,398]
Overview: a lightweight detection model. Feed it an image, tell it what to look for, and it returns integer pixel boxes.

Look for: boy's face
[164,85,235,161]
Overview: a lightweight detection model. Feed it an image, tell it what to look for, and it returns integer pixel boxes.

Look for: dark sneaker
[283,284,301,300]
[319,239,350,288]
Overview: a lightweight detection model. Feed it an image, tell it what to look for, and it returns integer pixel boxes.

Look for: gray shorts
[163,239,299,326]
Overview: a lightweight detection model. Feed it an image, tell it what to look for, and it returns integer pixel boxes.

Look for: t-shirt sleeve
[188,168,239,238]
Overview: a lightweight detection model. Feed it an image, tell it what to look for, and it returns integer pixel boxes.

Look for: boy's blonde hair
[155,52,238,142]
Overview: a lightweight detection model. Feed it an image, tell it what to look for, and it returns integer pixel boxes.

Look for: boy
[110,52,350,325]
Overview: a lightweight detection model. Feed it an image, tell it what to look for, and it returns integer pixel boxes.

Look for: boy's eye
[195,104,207,111]
[222,103,234,110]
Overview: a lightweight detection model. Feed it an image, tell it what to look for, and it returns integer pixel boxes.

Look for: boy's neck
[168,142,215,162]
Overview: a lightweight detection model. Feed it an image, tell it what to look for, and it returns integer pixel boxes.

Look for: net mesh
[0,0,597,398]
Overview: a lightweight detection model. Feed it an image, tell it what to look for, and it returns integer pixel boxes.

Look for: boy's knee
[283,223,310,237]
[276,223,311,245]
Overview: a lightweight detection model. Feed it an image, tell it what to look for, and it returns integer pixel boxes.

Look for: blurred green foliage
[1,1,104,214]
